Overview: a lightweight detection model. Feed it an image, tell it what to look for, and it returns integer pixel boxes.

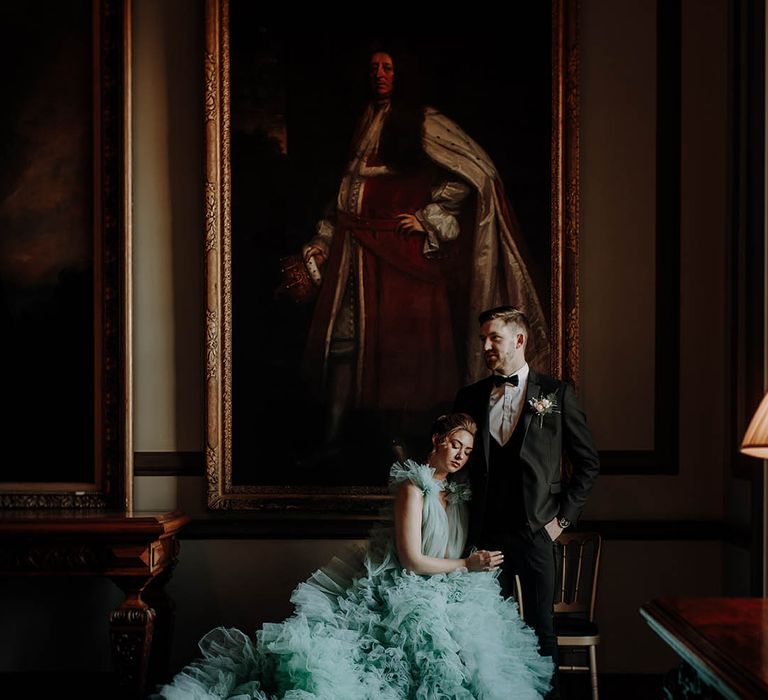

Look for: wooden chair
[553,531,602,700]
[512,532,602,699]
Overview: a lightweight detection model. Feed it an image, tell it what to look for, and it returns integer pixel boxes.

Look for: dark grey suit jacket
[453,369,599,546]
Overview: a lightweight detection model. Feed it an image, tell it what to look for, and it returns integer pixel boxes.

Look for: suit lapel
[472,377,493,474]
[521,368,541,449]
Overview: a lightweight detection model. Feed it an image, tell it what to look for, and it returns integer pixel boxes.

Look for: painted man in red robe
[302,49,548,441]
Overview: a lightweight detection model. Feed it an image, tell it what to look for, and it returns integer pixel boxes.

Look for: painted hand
[395,213,426,237]
[302,244,327,266]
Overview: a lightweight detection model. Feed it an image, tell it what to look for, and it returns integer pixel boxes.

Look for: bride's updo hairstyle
[431,413,477,445]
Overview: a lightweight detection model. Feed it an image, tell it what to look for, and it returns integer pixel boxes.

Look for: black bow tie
[492,374,519,387]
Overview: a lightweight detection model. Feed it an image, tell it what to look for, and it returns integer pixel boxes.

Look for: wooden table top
[640,596,768,700]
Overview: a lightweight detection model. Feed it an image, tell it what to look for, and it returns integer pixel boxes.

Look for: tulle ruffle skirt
[153,549,553,699]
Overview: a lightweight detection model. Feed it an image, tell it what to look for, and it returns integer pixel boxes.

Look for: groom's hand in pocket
[544,517,564,542]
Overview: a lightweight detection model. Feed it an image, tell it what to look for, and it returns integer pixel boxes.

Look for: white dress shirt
[489,363,529,446]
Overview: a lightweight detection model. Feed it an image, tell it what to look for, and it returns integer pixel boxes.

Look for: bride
[153,413,553,699]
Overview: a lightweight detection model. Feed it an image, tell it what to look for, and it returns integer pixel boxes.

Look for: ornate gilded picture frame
[205,1,580,521]
[0,0,132,509]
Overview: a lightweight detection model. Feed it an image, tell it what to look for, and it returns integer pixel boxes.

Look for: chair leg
[589,645,599,700]
[514,575,524,619]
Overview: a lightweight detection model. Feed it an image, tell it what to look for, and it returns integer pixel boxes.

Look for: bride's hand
[466,550,504,572]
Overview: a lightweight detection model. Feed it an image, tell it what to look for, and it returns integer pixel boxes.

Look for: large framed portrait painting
[205,1,580,522]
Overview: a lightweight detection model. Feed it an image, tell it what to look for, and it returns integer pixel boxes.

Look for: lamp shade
[741,391,768,458]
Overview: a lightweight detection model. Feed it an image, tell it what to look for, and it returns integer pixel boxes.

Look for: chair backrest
[553,531,602,620]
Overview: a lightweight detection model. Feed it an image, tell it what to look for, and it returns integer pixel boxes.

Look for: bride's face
[431,429,474,478]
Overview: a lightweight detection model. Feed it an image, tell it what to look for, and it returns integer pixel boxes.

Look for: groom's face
[480,318,526,375]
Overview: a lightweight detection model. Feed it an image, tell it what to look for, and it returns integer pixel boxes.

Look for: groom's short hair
[478,306,530,338]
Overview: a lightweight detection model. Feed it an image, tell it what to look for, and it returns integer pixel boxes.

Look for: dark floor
[2,671,666,699]
[2,672,118,699]
[562,672,665,699]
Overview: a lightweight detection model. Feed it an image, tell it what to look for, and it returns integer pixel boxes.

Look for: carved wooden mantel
[0,510,190,698]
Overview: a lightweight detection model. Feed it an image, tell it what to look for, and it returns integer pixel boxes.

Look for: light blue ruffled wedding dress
[152,461,553,699]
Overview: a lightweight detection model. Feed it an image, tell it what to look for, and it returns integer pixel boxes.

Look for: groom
[453,306,599,696]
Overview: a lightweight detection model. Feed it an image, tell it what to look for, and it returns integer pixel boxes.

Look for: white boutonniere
[528,392,559,428]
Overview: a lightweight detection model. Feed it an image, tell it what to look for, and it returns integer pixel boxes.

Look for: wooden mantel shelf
[640,596,768,700]
[0,509,189,537]
[0,509,191,698]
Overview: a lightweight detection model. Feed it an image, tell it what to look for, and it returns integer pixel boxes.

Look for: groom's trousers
[481,433,559,663]
[483,528,559,664]
[480,528,560,700]
[479,430,561,698]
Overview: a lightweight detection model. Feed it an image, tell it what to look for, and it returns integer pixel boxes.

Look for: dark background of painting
[0,2,94,484]
[229,8,552,487]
